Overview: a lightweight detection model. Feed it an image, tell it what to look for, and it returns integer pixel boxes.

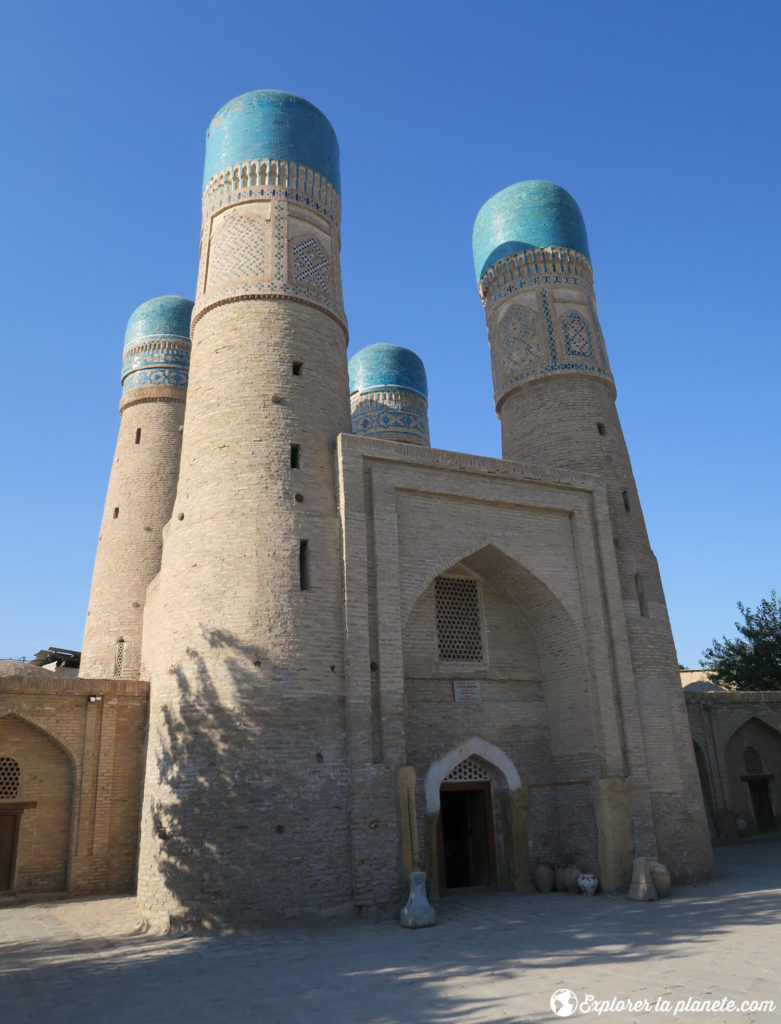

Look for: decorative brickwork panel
[435,577,483,662]
[0,756,20,798]
[444,757,490,782]
[562,311,594,358]
[492,303,542,394]
[291,238,330,295]
[207,213,266,289]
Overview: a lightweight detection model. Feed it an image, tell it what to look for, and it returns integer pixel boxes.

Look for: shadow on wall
[141,627,352,931]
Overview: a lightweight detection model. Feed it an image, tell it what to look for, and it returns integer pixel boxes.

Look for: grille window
[745,746,764,775]
[435,576,483,661]
[0,757,20,799]
[444,757,489,783]
[114,639,125,678]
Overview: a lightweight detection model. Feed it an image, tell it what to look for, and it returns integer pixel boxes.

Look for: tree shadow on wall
[144,627,351,932]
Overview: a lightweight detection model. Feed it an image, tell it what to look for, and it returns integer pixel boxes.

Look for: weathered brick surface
[686,690,781,838]
[81,387,185,679]
[0,677,148,895]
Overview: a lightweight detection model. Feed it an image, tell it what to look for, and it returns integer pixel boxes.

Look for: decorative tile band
[478,246,593,306]
[121,337,191,393]
[202,159,340,225]
[351,388,430,446]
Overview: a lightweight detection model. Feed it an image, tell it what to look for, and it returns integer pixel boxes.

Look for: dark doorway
[439,782,497,888]
[748,779,775,832]
[0,812,20,892]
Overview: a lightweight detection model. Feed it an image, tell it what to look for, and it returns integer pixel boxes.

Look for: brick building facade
[0,90,722,924]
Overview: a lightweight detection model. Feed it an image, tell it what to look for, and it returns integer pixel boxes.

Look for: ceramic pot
[648,861,671,898]
[534,861,556,893]
[562,865,581,893]
[577,872,599,896]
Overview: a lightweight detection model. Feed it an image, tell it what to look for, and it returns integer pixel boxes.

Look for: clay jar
[648,861,671,898]
[561,865,580,893]
[534,861,556,893]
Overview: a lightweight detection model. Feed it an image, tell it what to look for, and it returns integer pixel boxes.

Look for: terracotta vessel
[534,861,556,893]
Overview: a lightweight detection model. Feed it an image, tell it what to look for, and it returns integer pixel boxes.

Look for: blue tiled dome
[348,344,428,400]
[472,180,590,282]
[121,296,193,393]
[203,90,340,194]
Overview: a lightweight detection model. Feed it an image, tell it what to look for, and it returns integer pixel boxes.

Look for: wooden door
[0,812,20,892]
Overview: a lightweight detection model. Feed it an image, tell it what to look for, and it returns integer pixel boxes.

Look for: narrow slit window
[290,444,301,469]
[292,361,303,376]
[299,540,310,590]
[635,572,648,617]
[135,428,141,444]
[114,638,125,677]
[622,490,631,513]
[113,507,119,519]
[597,422,606,435]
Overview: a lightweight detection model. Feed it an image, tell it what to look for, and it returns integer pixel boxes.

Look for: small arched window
[0,757,21,799]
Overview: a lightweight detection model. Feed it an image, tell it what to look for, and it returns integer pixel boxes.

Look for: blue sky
[1,0,779,668]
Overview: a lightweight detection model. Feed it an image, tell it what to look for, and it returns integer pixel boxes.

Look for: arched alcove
[0,714,74,892]
[725,717,781,833]
[404,544,600,893]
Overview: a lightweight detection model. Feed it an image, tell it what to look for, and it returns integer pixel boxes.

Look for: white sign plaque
[453,680,481,702]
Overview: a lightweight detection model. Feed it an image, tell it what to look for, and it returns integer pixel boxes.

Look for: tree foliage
[701,590,781,691]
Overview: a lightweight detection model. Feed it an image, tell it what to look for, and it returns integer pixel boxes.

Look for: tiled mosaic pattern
[472,180,590,282]
[193,168,346,332]
[348,344,428,399]
[292,238,329,294]
[480,247,613,397]
[350,388,430,446]
[121,296,192,393]
[207,214,265,288]
[204,90,341,195]
[124,296,194,349]
[563,311,594,358]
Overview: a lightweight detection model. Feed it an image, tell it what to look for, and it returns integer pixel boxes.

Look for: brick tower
[472,181,713,880]
[348,343,430,446]
[80,296,192,680]
[137,91,353,928]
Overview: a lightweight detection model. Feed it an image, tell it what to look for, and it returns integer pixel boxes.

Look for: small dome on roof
[348,344,428,400]
[121,296,193,393]
[472,180,590,282]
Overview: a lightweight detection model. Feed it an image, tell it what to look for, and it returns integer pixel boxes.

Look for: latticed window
[0,757,21,799]
[114,639,125,678]
[444,757,490,783]
[435,576,483,661]
[745,746,764,775]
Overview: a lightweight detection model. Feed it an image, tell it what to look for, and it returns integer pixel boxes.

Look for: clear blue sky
[1,0,779,668]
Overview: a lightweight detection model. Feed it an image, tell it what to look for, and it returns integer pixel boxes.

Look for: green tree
[701,590,781,691]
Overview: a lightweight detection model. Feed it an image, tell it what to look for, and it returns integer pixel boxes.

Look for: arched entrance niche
[692,740,717,838]
[0,714,74,893]
[403,544,600,896]
[725,718,781,834]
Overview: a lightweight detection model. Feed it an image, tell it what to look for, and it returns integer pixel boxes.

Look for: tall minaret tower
[137,92,353,928]
[473,181,713,881]
[80,296,192,680]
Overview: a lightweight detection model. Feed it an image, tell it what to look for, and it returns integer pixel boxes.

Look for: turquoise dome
[122,296,193,393]
[348,344,428,400]
[472,180,590,282]
[203,90,340,194]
